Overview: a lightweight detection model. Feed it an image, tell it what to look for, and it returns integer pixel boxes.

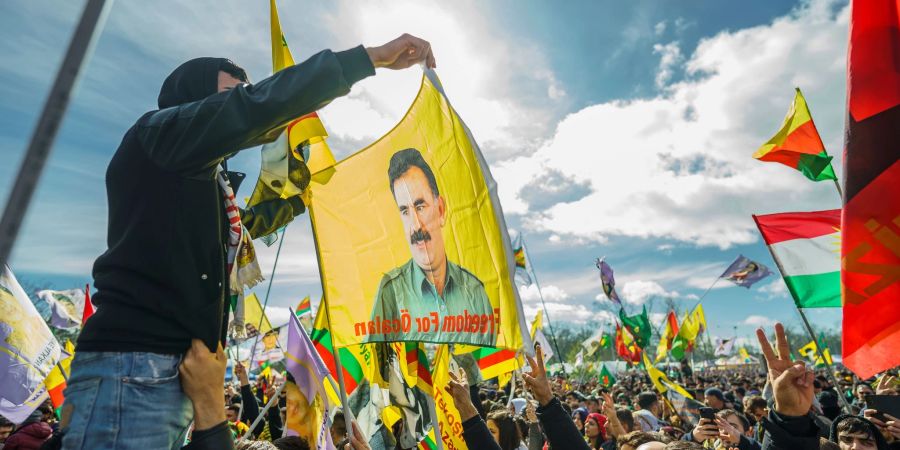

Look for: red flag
[82,283,94,325]
[841,0,900,378]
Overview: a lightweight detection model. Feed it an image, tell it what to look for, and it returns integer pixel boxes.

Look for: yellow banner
[432,345,469,450]
[309,71,525,349]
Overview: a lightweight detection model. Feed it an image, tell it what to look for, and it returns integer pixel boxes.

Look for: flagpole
[426,394,445,450]
[832,178,843,200]
[237,380,286,443]
[0,0,112,269]
[759,237,851,413]
[795,307,852,413]
[522,238,566,375]
[247,228,288,368]
[306,207,356,426]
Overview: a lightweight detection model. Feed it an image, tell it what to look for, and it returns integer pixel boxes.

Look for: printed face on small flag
[309,71,525,349]
[720,255,772,288]
[595,258,621,305]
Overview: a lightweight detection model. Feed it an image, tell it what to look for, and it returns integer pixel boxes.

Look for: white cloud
[655,21,668,36]
[743,315,776,327]
[265,306,292,329]
[757,279,788,299]
[314,0,565,161]
[653,41,682,88]
[621,280,685,305]
[494,0,848,248]
[519,284,615,325]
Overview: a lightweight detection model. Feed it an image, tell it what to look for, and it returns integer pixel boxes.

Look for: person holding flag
[64,32,438,450]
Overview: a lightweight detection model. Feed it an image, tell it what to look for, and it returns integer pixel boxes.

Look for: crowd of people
[2,323,897,450]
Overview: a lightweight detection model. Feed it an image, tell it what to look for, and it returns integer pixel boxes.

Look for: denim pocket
[123,354,181,386]
[60,377,102,450]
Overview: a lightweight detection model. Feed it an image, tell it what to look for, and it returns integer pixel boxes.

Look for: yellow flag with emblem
[643,353,694,399]
[308,70,528,351]
[798,340,833,365]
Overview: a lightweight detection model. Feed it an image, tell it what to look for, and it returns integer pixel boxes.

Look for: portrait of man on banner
[369,148,492,343]
[309,71,525,350]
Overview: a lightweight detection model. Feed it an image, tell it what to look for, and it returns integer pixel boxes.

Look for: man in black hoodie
[61,34,435,450]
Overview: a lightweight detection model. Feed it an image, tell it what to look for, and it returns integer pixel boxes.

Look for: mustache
[410,229,431,245]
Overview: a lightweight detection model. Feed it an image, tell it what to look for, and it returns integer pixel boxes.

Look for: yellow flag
[690,304,707,334]
[739,347,752,362]
[309,71,525,351]
[244,292,272,335]
[269,0,294,71]
[432,345,469,450]
[798,340,832,365]
[530,309,543,339]
[643,353,693,399]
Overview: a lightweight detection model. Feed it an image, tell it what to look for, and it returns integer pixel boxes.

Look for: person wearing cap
[567,391,587,411]
[705,388,727,411]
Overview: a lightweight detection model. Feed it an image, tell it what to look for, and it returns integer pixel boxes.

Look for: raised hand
[344,420,372,450]
[446,368,479,421]
[756,323,814,417]
[366,34,436,70]
[522,343,552,406]
[716,417,741,444]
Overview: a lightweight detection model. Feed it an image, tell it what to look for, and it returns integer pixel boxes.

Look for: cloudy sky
[0,0,848,349]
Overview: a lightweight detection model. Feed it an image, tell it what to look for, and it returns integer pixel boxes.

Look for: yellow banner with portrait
[308,70,526,350]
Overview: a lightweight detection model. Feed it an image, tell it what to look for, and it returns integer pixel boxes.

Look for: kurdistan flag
[754,88,837,182]
[752,209,841,308]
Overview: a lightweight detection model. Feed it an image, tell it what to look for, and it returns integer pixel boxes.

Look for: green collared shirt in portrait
[368,258,493,345]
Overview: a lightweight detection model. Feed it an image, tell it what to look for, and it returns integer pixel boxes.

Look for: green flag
[599,332,612,349]
[619,306,652,349]
[599,364,616,388]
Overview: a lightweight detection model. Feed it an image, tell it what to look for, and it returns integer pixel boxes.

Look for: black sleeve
[138,46,375,173]
[738,435,762,450]
[760,410,821,450]
[182,421,234,450]
[536,398,591,450]
[470,384,486,420]
[239,384,261,436]
[265,398,284,440]
[461,416,503,450]
[240,197,305,239]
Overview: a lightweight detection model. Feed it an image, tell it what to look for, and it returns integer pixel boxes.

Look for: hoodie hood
[157,57,234,109]
[829,414,890,449]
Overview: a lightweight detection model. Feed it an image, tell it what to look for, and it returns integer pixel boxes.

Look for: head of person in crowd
[617,408,636,434]
[235,440,278,450]
[273,435,310,450]
[486,410,522,450]
[572,407,588,432]
[0,418,14,443]
[226,404,241,424]
[855,383,875,403]
[716,409,751,437]
[584,412,608,448]
[703,388,725,411]
[618,431,670,450]
[830,415,887,450]
[586,395,602,414]
[566,390,585,410]
[637,391,661,417]
[662,442,702,449]
[330,411,347,445]
[744,395,768,421]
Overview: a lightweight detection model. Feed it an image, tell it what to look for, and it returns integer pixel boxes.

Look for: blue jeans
[61,352,193,450]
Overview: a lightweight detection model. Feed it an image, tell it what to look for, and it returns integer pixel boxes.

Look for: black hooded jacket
[78,46,375,354]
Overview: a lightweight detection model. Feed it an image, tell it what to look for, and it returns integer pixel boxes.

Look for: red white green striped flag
[752,209,841,308]
[309,301,369,394]
[296,296,312,317]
